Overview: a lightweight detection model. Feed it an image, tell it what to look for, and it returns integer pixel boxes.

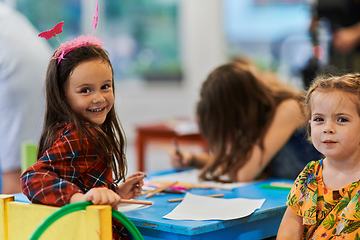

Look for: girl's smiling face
[65,59,114,125]
[310,90,360,162]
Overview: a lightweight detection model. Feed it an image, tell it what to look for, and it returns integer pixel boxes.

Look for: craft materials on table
[120,199,153,205]
[116,198,154,213]
[145,181,179,198]
[165,117,199,135]
[146,169,250,190]
[118,202,153,212]
[167,193,224,203]
[260,181,293,190]
[163,192,265,221]
[142,183,186,195]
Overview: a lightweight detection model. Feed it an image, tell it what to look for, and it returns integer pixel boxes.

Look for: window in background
[17,0,81,49]
[104,0,182,82]
[224,0,312,89]
[16,0,182,82]
[254,0,306,4]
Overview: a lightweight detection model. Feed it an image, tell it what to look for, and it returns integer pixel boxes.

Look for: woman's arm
[277,207,304,239]
[236,99,305,181]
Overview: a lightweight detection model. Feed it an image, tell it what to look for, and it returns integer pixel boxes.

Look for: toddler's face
[65,59,114,126]
[309,90,360,161]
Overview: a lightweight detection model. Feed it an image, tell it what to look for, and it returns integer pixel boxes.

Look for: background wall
[2,0,317,174]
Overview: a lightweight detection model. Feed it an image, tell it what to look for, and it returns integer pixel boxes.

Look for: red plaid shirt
[21,122,127,240]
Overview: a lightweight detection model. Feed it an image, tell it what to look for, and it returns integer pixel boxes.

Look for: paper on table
[173,120,199,135]
[148,169,250,190]
[163,192,265,220]
[118,202,152,212]
[164,118,199,135]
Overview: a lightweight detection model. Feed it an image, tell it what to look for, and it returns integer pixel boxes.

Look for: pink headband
[51,34,103,64]
[38,1,101,65]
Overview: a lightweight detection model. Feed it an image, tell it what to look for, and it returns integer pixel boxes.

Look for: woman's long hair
[197,61,304,181]
[38,45,127,183]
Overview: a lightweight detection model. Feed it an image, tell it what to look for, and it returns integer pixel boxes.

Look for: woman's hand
[332,25,360,54]
[70,187,121,210]
[117,172,147,199]
[168,149,194,169]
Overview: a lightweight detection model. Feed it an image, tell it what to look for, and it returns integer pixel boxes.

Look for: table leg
[135,134,145,172]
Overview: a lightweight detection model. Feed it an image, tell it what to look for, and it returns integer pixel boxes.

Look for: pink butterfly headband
[38,1,102,65]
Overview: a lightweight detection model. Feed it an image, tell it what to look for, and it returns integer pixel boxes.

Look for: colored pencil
[145,181,178,198]
[141,189,184,196]
[120,199,153,205]
[167,193,224,203]
[261,182,293,190]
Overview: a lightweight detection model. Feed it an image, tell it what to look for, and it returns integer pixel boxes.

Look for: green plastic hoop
[29,201,144,240]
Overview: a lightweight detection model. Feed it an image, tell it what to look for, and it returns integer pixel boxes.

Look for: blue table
[14,170,293,240]
[123,173,292,240]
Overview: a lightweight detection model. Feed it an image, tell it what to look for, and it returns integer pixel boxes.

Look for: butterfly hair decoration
[38,1,102,65]
[38,22,64,42]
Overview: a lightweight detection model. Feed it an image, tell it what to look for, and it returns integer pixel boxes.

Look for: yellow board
[0,195,112,240]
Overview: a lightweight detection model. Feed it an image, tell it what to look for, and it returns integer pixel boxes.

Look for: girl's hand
[70,187,121,210]
[117,172,147,199]
[168,149,194,169]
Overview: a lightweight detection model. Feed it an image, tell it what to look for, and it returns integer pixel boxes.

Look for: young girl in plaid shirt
[20,31,146,239]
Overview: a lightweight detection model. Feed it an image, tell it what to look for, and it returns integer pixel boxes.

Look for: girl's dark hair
[38,45,127,183]
[197,61,304,181]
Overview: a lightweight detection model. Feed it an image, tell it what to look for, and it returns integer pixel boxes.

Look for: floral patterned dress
[287,159,360,240]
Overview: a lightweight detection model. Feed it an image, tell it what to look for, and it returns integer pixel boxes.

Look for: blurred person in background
[169,58,322,182]
[308,0,360,75]
[0,2,52,193]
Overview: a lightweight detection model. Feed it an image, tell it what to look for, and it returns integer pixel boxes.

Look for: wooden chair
[0,195,143,240]
[13,143,143,239]
[21,141,38,173]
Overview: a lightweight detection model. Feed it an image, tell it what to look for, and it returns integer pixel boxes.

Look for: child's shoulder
[302,159,322,173]
[58,122,78,137]
[295,159,323,183]
[50,121,96,150]
[56,121,93,141]
[60,121,93,134]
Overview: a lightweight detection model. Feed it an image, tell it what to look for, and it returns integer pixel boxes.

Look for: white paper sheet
[164,118,199,135]
[163,192,265,220]
[148,169,250,190]
[118,202,152,212]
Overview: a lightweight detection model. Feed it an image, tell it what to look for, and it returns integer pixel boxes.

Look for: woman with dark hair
[170,60,322,182]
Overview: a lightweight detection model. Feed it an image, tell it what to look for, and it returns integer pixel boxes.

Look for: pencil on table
[141,189,155,196]
[167,193,225,203]
[146,181,178,198]
[120,199,153,205]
